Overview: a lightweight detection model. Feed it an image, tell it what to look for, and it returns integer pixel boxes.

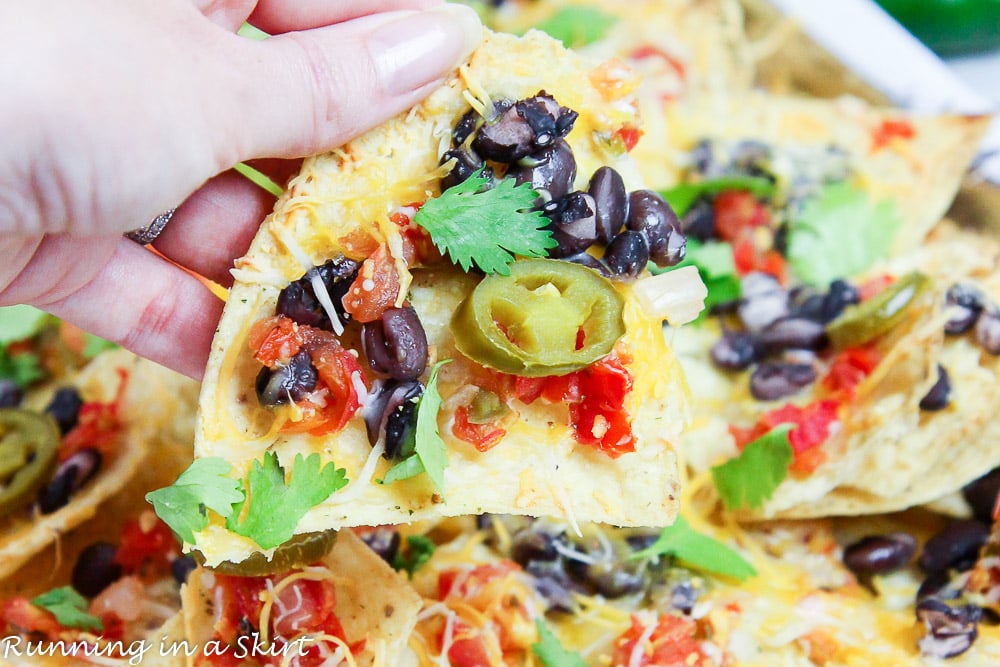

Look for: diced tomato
[611,613,712,667]
[249,316,302,367]
[0,597,62,639]
[572,404,634,457]
[438,562,521,601]
[731,400,840,474]
[613,125,643,152]
[283,336,364,436]
[337,229,380,258]
[270,578,341,640]
[452,406,506,453]
[627,44,687,81]
[114,515,178,577]
[342,246,400,323]
[823,346,881,402]
[58,369,128,461]
[713,191,771,243]
[445,619,493,667]
[732,235,786,282]
[872,118,915,151]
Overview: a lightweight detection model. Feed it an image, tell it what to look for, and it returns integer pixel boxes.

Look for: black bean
[759,317,827,353]
[588,167,628,244]
[511,529,559,564]
[473,102,534,162]
[255,350,317,407]
[452,108,481,146]
[916,598,982,659]
[514,93,577,148]
[669,580,699,614]
[690,139,716,176]
[730,140,772,172]
[543,192,599,258]
[680,198,716,243]
[276,257,359,330]
[772,222,789,256]
[361,306,428,382]
[961,467,1000,523]
[562,252,612,277]
[524,560,579,612]
[361,528,401,565]
[917,570,959,602]
[738,273,788,332]
[45,387,83,434]
[919,519,990,574]
[842,533,917,575]
[944,284,985,335]
[626,190,684,267]
[821,280,860,323]
[975,307,1000,354]
[625,532,661,553]
[38,448,102,514]
[711,331,758,371]
[508,139,577,201]
[72,542,123,597]
[749,361,816,401]
[440,146,492,191]
[171,554,198,584]
[0,379,22,408]
[371,380,423,459]
[919,364,951,411]
[604,231,649,280]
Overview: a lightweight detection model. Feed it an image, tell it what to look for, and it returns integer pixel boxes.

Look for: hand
[0,0,481,378]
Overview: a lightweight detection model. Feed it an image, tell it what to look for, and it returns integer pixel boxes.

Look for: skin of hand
[0,0,482,378]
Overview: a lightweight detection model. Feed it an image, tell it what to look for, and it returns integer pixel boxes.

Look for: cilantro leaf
[630,516,756,581]
[237,22,270,40]
[0,346,45,388]
[227,452,348,550]
[382,361,450,495]
[392,535,435,578]
[532,620,586,667]
[146,457,244,544]
[712,425,793,511]
[660,176,776,217]
[414,172,555,275]
[787,181,902,287]
[82,333,118,359]
[31,587,103,632]
[534,6,617,49]
[0,304,50,345]
[234,162,282,197]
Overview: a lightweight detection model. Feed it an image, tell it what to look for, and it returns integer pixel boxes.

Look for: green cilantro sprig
[392,535,436,579]
[31,587,103,633]
[383,361,450,495]
[534,6,617,49]
[0,347,44,388]
[712,425,793,511]
[787,181,902,287]
[630,516,756,581]
[532,620,586,667]
[147,453,347,550]
[414,172,555,275]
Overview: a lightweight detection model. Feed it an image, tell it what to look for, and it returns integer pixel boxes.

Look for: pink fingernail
[370,4,483,96]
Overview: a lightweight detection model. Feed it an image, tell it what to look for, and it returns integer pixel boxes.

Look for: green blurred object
[876,0,1000,56]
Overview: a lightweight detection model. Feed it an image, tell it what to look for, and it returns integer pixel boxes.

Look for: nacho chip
[189,30,691,567]
[180,530,421,667]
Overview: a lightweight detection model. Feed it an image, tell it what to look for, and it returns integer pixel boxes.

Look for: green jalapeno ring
[451,258,626,377]
[193,530,338,577]
[825,272,930,350]
[0,408,61,519]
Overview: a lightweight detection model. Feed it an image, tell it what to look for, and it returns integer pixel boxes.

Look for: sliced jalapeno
[451,258,625,376]
[0,408,61,519]
[825,272,930,349]
[194,530,337,577]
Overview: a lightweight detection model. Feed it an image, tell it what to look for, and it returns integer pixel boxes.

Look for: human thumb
[216,4,483,164]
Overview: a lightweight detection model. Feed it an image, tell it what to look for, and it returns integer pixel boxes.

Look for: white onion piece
[633,266,708,326]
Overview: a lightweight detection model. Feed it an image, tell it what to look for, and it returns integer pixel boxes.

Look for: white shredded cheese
[310,272,345,336]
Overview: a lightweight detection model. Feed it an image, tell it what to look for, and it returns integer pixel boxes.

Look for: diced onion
[633,266,708,326]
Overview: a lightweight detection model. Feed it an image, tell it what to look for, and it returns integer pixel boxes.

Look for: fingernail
[370,4,483,96]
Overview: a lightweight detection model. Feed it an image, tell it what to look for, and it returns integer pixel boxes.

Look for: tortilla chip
[193,30,687,566]
[180,530,421,667]
[652,91,988,252]
[0,349,199,581]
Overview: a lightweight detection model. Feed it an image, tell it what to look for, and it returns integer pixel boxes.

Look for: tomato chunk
[342,246,400,323]
[611,613,713,667]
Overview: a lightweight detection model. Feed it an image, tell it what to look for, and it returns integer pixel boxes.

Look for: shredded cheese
[309,272,345,335]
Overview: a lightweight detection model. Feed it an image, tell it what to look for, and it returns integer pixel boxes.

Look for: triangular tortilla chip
[180,530,421,667]
[192,31,690,567]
